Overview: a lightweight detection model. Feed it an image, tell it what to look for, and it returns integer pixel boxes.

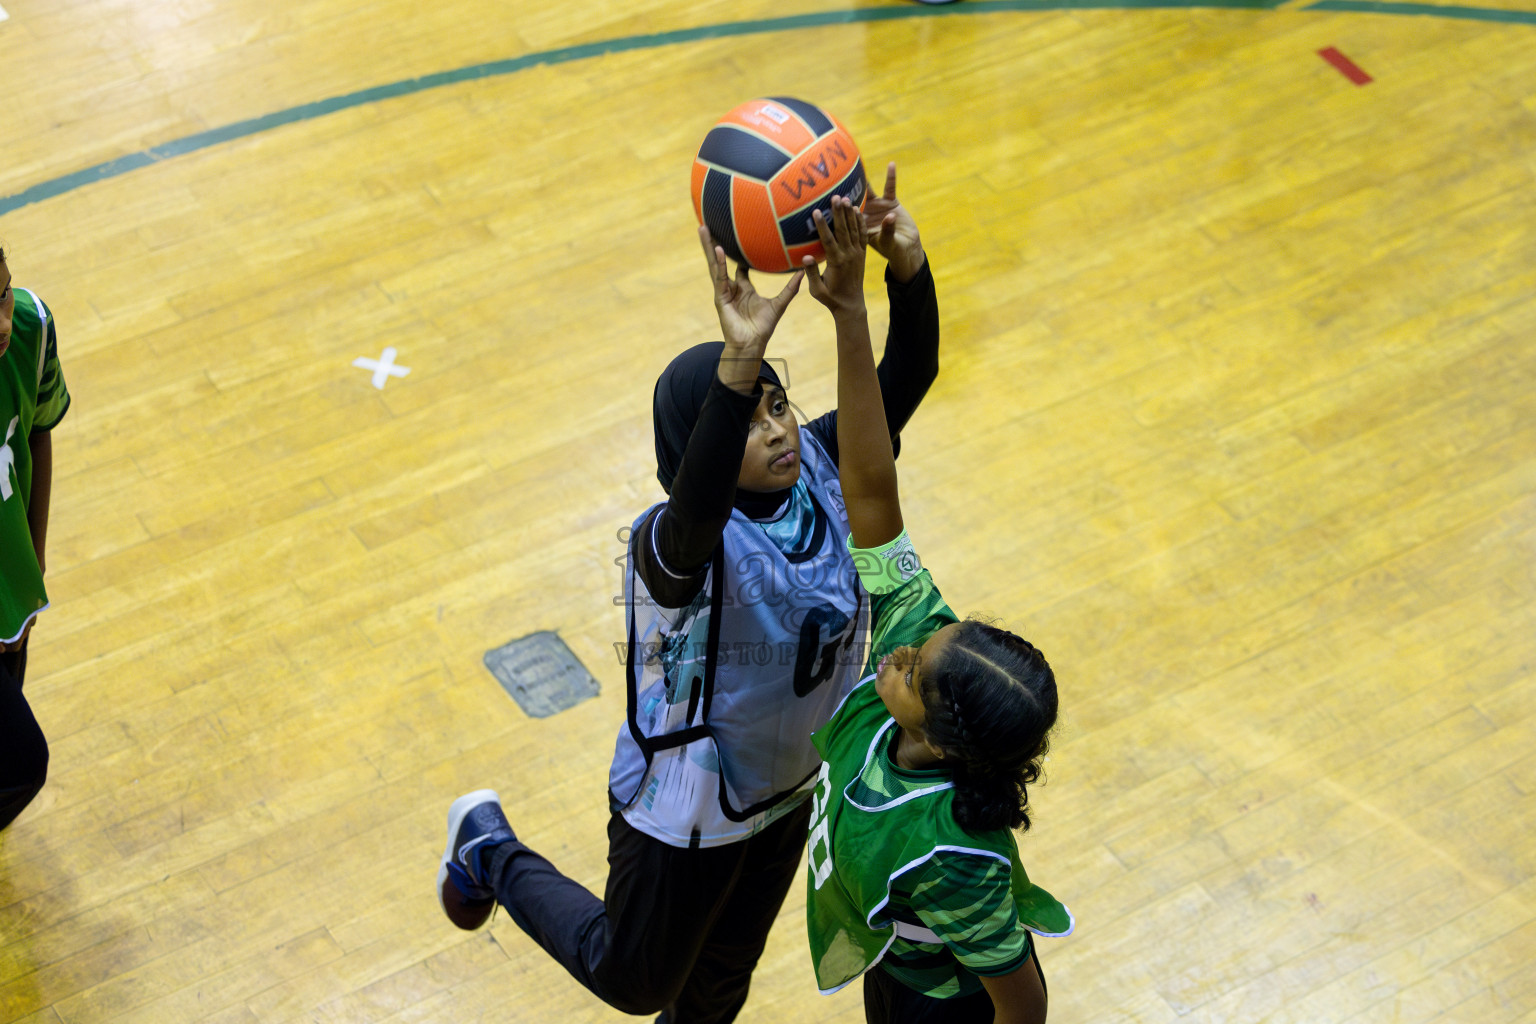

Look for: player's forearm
[654,377,756,576]
[877,258,939,439]
[992,1011,1039,1024]
[834,307,902,547]
[716,340,768,395]
[26,430,52,575]
[979,958,1048,1024]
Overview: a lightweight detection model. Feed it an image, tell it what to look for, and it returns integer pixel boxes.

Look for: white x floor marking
[353,347,411,389]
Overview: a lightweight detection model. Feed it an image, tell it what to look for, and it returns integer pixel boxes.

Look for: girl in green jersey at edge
[0,245,69,832]
[799,198,1073,1024]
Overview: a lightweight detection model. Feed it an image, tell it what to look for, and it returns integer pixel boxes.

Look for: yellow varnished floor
[1,1,1534,1021]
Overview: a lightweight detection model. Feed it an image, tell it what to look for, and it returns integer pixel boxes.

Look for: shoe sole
[437,788,503,920]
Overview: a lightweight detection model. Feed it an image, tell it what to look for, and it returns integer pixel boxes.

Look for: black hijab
[652,342,790,514]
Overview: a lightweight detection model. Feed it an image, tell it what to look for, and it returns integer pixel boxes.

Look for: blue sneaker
[437,789,515,930]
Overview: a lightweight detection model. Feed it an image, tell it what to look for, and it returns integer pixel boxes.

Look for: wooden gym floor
[1,1,1533,1021]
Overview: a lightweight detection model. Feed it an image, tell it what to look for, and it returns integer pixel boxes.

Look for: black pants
[0,641,49,832]
[490,799,812,1023]
[862,934,1047,1024]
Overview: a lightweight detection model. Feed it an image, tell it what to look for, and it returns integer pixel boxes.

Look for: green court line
[1304,0,1536,21]
[1,0,1531,216]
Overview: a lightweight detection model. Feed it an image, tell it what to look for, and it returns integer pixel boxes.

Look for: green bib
[1,288,66,642]
[805,569,1074,997]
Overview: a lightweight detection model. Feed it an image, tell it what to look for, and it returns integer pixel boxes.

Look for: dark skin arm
[980,958,1049,1024]
[810,197,1047,1024]
[864,161,926,285]
[801,162,938,463]
[804,195,903,550]
[703,225,804,395]
[634,231,803,602]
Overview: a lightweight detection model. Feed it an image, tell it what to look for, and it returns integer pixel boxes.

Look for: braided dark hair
[919,620,1057,835]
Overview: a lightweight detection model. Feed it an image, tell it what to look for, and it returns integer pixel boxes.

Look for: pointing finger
[700,225,722,273]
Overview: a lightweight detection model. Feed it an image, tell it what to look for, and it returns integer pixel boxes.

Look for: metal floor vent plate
[484,630,601,718]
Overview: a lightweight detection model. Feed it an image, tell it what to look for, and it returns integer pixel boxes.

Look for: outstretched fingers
[812,201,844,255]
[802,213,834,306]
[699,224,725,275]
[801,197,867,314]
[820,196,865,258]
[700,224,732,302]
[842,196,867,249]
[771,269,805,313]
[811,206,834,251]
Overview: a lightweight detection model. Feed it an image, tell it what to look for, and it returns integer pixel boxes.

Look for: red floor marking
[1319,47,1373,85]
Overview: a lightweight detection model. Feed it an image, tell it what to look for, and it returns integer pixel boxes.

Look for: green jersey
[806,542,1073,998]
[2,287,69,643]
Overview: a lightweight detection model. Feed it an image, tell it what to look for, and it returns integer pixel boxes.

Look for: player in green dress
[0,246,70,831]
[799,199,1072,1023]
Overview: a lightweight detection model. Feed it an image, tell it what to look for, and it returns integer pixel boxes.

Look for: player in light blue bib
[800,196,1071,1023]
[437,165,946,1023]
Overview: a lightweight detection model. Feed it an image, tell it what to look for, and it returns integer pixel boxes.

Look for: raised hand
[862,162,925,284]
[803,195,868,319]
[700,225,803,391]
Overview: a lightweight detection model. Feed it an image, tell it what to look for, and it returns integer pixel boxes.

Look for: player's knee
[29,743,49,791]
[3,729,48,793]
[599,972,685,1016]
[604,992,669,1016]
[20,727,49,790]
